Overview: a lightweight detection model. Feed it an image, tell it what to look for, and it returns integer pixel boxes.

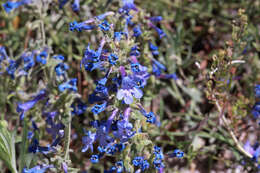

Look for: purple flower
[95,121,114,146]
[71,0,80,12]
[17,90,47,120]
[22,165,53,173]
[116,67,143,104]
[62,162,68,173]
[122,0,137,12]
[46,121,65,139]
[82,130,96,152]
[113,108,136,142]
[58,78,77,92]
[244,141,260,162]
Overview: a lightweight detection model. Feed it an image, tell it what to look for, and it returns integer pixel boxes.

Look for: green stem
[19,119,28,173]
[64,113,71,160]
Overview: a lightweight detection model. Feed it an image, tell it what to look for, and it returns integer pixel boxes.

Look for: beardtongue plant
[0,0,182,172]
[1,0,259,173]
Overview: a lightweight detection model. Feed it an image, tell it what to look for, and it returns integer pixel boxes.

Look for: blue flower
[22,52,35,71]
[244,141,260,163]
[159,73,178,80]
[149,16,163,22]
[91,102,107,115]
[22,165,53,173]
[71,0,80,12]
[133,25,142,37]
[46,121,65,139]
[94,120,114,147]
[152,59,166,76]
[105,144,117,155]
[71,100,87,115]
[96,12,114,20]
[59,0,69,8]
[132,156,144,166]
[113,119,136,142]
[122,0,137,12]
[149,23,166,39]
[149,42,159,56]
[81,41,105,71]
[36,49,48,65]
[0,46,8,68]
[3,0,30,13]
[27,131,34,139]
[108,53,118,65]
[255,85,260,98]
[69,21,95,32]
[114,32,127,42]
[141,160,150,171]
[115,161,124,173]
[58,78,77,92]
[6,59,20,79]
[252,102,260,119]
[82,130,96,152]
[3,2,21,13]
[90,155,99,163]
[53,55,65,61]
[116,72,143,104]
[130,46,140,57]
[17,90,47,120]
[55,63,69,76]
[28,139,53,154]
[169,149,184,158]
[99,20,110,31]
[126,15,134,26]
[153,146,164,170]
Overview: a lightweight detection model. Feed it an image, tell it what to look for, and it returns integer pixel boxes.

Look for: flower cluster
[252,85,260,123]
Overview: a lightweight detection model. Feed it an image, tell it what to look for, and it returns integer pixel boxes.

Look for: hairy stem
[215,99,252,158]
[64,113,71,160]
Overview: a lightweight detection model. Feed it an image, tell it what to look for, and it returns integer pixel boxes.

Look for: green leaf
[0,120,18,173]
